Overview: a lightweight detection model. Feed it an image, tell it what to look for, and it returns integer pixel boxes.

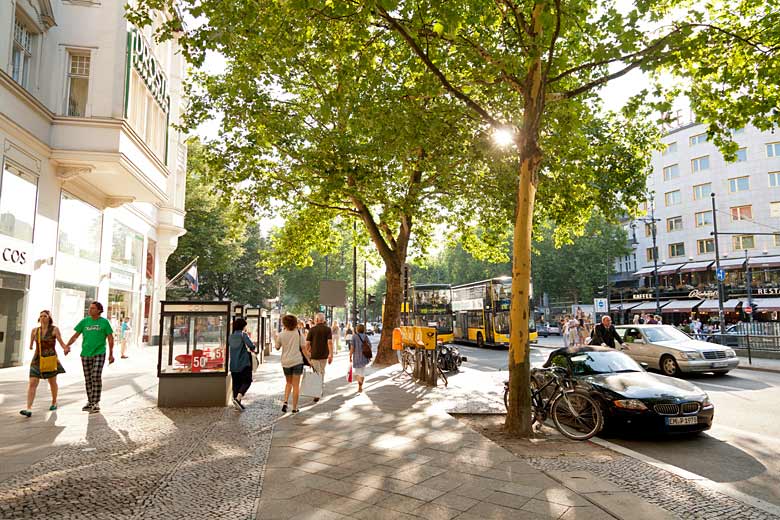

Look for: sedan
[615,325,738,377]
[540,346,714,434]
[538,322,561,337]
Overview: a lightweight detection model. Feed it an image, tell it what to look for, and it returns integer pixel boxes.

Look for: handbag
[358,334,372,360]
[300,366,323,398]
[299,331,311,367]
[348,365,353,383]
[38,328,58,373]
[244,334,259,372]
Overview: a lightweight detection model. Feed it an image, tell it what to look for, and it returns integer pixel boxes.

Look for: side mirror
[640,362,649,370]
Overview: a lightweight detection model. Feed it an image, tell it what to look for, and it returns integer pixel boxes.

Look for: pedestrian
[331,321,341,353]
[19,310,70,417]
[304,312,333,403]
[349,323,372,394]
[632,314,641,325]
[566,317,580,347]
[119,317,131,359]
[65,301,114,414]
[228,317,258,411]
[691,317,702,339]
[589,315,625,349]
[654,314,663,325]
[645,314,658,324]
[274,314,306,413]
[345,322,354,347]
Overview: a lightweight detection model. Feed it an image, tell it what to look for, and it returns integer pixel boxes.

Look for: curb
[591,437,780,519]
[736,364,780,374]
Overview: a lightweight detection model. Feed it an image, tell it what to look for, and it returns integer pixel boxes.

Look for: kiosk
[157,301,232,407]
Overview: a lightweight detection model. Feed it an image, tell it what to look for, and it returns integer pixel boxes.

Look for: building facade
[612,119,780,324]
[0,0,187,367]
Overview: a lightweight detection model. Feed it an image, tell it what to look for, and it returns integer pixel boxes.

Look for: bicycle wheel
[551,391,603,441]
[437,366,448,387]
[401,351,412,374]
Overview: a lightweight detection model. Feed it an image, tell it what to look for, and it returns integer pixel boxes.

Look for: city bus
[410,284,454,343]
[452,277,537,348]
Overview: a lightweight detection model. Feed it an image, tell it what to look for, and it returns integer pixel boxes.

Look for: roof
[412,284,451,290]
[452,277,511,289]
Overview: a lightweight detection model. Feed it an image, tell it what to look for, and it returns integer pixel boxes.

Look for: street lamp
[631,193,662,315]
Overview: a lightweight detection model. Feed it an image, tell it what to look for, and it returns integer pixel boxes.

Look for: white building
[0,1,187,367]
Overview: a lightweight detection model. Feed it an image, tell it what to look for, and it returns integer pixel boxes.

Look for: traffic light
[368,294,376,305]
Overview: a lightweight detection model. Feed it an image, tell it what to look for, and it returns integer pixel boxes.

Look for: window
[690,133,707,146]
[111,222,144,268]
[58,193,103,262]
[729,176,750,193]
[644,222,654,237]
[772,202,780,218]
[646,247,658,262]
[697,239,715,254]
[667,216,683,232]
[775,234,780,247]
[734,148,747,162]
[695,211,713,227]
[770,172,780,187]
[669,242,685,257]
[12,19,34,89]
[691,156,710,172]
[66,52,90,117]
[733,235,755,250]
[730,205,752,221]
[665,190,681,206]
[662,164,680,181]
[767,143,780,157]
[693,183,711,200]
[662,142,677,156]
[0,163,38,242]
[731,128,745,136]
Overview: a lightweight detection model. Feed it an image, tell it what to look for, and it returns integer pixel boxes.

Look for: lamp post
[745,249,753,323]
[631,193,662,316]
[711,193,726,328]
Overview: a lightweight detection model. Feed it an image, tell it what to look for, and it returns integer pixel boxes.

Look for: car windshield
[642,326,691,342]
[569,351,643,375]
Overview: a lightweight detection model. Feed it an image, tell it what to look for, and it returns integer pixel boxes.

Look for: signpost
[594,298,608,316]
[716,268,726,282]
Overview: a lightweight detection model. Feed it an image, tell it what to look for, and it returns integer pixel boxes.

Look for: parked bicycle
[503,366,603,440]
[400,346,448,386]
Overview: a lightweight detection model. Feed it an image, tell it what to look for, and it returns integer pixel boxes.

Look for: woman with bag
[20,310,69,417]
[228,318,258,411]
[349,324,372,394]
[274,314,306,413]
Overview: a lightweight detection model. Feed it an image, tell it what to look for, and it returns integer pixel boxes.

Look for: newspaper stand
[401,325,439,387]
[157,301,232,407]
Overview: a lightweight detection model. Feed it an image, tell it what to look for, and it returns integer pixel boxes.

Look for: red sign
[745,306,753,314]
[191,349,206,372]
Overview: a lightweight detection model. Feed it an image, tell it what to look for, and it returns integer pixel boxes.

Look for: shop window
[730,205,752,221]
[111,221,144,269]
[58,192,102,262]
[0,163,37,242]
[66,52,90,117]
[669,242,685,257]
[697,239,714,254]
[733,235,755,250]
[691,156,710,173]
[693,183,711,200]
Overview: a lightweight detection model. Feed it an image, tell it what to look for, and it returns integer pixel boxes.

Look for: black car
[540,346,714,434]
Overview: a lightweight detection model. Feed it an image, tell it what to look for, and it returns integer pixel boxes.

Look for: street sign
[745,305,753,314]
[594,298,608,312]
[716,268,726,281]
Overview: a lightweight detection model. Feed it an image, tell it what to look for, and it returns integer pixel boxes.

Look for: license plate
[667,416,698,426]
[711,362,728,368]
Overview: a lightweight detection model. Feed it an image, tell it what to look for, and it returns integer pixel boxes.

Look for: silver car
[614,325,739,377]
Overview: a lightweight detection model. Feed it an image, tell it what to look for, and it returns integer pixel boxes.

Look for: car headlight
[679,351,702,360]
[725,349,736,358]
[613,399,648,411]
[702,396,714,408]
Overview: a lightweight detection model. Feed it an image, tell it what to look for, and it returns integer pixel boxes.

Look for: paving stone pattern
[0,392,281,519]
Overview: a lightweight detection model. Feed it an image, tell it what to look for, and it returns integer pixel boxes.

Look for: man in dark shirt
[589,315,625,349]
[305,313,333,402]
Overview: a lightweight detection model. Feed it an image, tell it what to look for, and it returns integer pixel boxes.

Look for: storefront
[108,221,144,343]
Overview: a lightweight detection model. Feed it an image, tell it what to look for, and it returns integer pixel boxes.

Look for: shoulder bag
[358,334,372,360]
[299,331,311,367]
[244,333,259,372]
[38,327,58,373]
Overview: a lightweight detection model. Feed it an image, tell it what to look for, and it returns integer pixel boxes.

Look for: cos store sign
[1,238,33,276]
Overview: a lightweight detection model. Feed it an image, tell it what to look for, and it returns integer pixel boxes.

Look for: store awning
[629,300,670,312]
[713,258,746,271]
[661,300,704,313]
[749,298,780,311]
[632,267,657,277]
[697,298,742,312]
[748,256,780,269]
[656,263,686,275]
[612,301,644,311]
[679,261,714,273]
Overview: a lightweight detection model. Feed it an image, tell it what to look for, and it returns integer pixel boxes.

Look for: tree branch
[459,33,526,97]
[561,50,673,99]
[543,0,562,80]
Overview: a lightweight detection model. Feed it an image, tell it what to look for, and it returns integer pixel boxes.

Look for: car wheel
[660,355,681,377]
[476,332,484,348]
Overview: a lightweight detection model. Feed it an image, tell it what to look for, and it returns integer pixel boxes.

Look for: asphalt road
[456,336,780,509]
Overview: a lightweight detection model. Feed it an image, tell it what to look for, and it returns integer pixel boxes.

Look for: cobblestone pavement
[0,379,282,519]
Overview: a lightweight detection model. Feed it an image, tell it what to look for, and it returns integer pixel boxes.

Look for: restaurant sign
[756,287,780,296]
[632,293,654,300]
[688,289,718,300]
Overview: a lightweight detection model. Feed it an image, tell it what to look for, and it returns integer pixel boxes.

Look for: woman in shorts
[274,314,306,413]
[20,310,69,417]
[349,323,372,394]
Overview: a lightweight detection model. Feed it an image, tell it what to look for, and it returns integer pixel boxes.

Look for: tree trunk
[373,263,402,365]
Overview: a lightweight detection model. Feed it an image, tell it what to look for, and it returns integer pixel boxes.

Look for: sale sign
[191,349,206,373]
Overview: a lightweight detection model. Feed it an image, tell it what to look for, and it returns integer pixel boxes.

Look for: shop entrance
[0,281,27,368]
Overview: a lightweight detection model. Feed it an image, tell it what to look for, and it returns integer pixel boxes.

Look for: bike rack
[398,326,440,387]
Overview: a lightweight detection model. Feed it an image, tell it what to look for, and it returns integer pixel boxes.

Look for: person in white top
[274,314,307,414]
[331,321,341,353]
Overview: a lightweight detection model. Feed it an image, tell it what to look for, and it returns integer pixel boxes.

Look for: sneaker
[82,404,92,412]
[231,397,244,411]
[312,398,320,403]
[281,403,288,413]
[292,409,299,414]
[19,410,31,418]
[49,404,57,411]
[90,405,100,414]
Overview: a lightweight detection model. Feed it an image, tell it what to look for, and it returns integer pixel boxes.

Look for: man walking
[66,301,114,413]
[305,312,333,403]
[589,315,625,349]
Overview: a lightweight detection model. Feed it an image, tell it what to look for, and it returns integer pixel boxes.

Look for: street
[451,336,780,510]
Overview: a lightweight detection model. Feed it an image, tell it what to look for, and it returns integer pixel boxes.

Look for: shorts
[283,364,304,376]
[352,366,365,378]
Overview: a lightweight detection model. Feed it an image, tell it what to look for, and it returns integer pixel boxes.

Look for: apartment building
[0,1,187,367]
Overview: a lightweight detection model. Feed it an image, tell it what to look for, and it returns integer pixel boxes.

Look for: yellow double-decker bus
[452,277,537,348]
[410,284,454,344]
